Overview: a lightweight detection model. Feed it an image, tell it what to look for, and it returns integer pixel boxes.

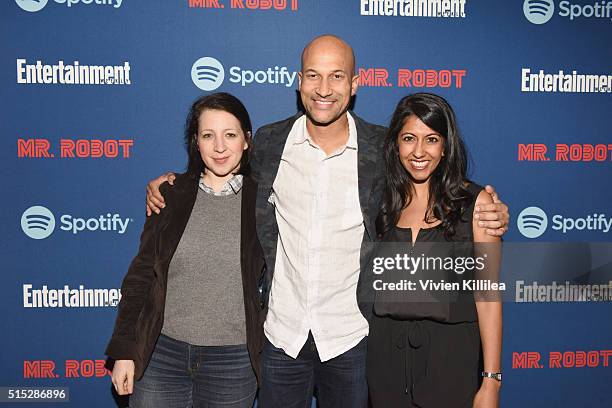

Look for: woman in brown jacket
[105,92,265,407]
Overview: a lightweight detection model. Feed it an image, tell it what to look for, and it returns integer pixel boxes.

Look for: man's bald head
[298,34,360,128]
[301,34,356,76]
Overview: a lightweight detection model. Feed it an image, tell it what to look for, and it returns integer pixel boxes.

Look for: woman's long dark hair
[376,93,472,240]
[184,92,253,179]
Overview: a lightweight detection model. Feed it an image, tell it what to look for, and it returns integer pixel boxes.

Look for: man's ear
[351,73,359,96]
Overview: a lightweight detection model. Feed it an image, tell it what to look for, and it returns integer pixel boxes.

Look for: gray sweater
[161,188,246,346]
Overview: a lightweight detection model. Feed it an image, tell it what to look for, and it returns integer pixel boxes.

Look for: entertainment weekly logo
[187,0,298,11]
[512,350,612,369]
[523,0,612,24]
[24,359,111,379]
[515,280,612,302]
[518,143,612,162]
[15,0,123,12]
[358,67,466,89]
[23,284,121,308]
[521,68,612,93]
[360,0,467,18]
[17,138,134,159]
[16,59,132,86]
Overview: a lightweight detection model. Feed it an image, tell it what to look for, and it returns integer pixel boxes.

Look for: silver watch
[481,371,502,382]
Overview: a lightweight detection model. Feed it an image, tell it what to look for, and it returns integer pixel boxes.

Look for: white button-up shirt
[263,113,369,362]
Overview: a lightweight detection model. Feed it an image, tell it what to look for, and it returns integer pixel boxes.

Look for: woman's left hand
[472,379,500,408]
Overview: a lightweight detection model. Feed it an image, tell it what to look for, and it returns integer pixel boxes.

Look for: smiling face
[298,36,359,126]
[397,115,445,184]
[196,109,248,183]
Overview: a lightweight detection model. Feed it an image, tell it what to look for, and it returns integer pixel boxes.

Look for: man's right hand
[146,172,176,216]
[111,359,135,395]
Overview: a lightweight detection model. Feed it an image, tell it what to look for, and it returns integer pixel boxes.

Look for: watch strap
[481,371,502,381]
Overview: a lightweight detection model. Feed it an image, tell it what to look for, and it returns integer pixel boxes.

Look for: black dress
[367,183,484,408]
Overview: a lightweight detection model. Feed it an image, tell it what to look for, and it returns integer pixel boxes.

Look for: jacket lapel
[256,115,300,189]
[156,179,199,270]
[241,176,257,266]
[354,113,379,239]
[254,114,300,273]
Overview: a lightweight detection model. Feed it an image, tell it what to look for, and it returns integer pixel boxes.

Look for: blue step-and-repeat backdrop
[1,0,611,406]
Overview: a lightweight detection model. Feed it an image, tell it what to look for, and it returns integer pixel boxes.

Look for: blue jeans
[130,334,256,408]
[259,332,367,408]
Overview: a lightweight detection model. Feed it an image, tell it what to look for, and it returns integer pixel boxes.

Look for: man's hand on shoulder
[146,172,176,216]
[473,185,509,237]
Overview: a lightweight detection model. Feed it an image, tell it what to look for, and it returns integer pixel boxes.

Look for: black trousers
[367,315,481,408]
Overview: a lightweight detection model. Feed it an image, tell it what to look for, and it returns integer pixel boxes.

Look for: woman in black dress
[367,93,502,407]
